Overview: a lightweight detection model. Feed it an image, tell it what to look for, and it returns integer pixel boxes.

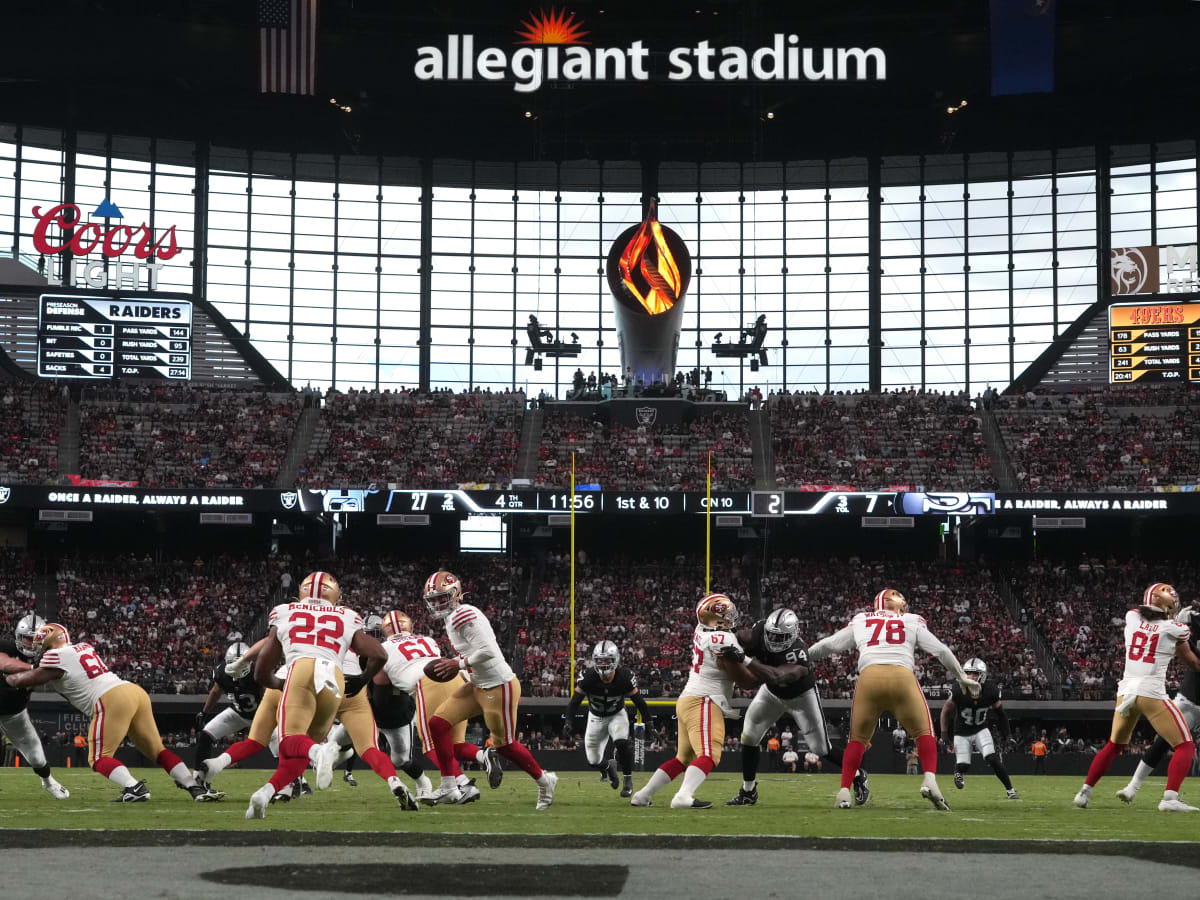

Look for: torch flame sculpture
[606,202,692,385]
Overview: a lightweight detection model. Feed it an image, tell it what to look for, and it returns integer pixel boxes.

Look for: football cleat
[1073,789,1090,809]
[630,791,652,807]
[620,775,634,798]
[852,769,870,806]
[298,778,313,796]
[393,782,419,811]
[41,777,69,800]
[424,783,463,806]
[246,785,272,819]
[484,747,504,789]
[312,741,336,790]
[1117,785,1138,804]
[343,771,358,787]
[1158,797,1199,812]
[954,772,965,790]
[1006,788,1021,800]
[920,783,950,811]
[112,781,150,803]
[835,787,852,809]
[726,786,758,806]
[455,784,482,804]
[670,795,713,809]
[605,758,619,790]
[187,784,224,802]
[196,757,223,786]
[535,771,558,810]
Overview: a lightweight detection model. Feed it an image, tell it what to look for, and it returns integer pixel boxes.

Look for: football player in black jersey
[726,608,869,807]
[194,641,264,774]
[939,657,1018,799]
[563,640,653,798]
[0,614,69,799]
[1118,606,1200,804]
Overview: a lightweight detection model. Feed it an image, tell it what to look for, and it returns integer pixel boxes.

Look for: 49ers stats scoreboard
[1109,300,1200,383]
[37,294,192,380]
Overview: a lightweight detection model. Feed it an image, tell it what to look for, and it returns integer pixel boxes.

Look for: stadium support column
[193,142,209,303]
[868,156,882,392]
[1095,144,1111,313]
[418,157,433,391]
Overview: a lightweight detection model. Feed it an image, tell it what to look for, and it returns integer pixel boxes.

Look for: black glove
[561,716,573,737]
[344,674,368,697]
[195,711,208,729]
[719,644,745,663]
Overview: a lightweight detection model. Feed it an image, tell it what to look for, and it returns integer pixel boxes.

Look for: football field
[2,769,1198,899]
[1,768,1197,840]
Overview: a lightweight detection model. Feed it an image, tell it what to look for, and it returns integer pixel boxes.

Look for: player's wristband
[458,657,468,670]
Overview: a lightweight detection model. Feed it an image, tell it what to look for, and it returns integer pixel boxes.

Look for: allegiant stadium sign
[414,12,886,93]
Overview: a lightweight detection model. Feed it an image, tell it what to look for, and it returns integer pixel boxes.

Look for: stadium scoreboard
[37,293,192,380]
[1109,300,1200,383]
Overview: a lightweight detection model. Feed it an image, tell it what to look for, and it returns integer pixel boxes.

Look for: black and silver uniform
[1180,621,1200,705]
[949,680,1002,735]
[743,620,817,699]
[0,638,32,716]
[369,681,416,729]
[576,665,637,717]
[212,665,263,717]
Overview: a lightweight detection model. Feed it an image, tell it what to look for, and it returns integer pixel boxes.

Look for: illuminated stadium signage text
[415,27,886,93]
[32,202,181,291]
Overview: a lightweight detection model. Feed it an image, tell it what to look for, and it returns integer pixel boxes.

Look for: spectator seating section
[0,384,62,484]
[78,384,299,488]
[301,389,525,487]
[536,408,753,490]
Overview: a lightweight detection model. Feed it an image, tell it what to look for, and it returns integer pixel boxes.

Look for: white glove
[958,676,982,699]
[1116,694,1137,718]
[225,659,251,679]
[1176,606,1193,625]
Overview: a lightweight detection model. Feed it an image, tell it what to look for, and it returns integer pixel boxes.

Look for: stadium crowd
[300,388,525,487]
[1008,556,1200,699]
[767,390,995,491]
[0,384,62,484]
[78,384,299,488]
[996,403,1200,492]
[535,409,753,490]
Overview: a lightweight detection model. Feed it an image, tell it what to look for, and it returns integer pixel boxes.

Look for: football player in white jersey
[631,593,758,810]
[6,623,219,802]
[372,609,482,804]
[807,588,981,811]
[1073,583,1200,812]
[422,570,558,809]
[244,571,394,818]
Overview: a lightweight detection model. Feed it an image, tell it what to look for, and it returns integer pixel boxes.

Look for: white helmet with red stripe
[34,622,70,653]
[874,588,906,615]
[696,593,738,631]
[299,571,341,606]
[424,571,464,620]
[1141,583,1180,618]
[382,610,415,638]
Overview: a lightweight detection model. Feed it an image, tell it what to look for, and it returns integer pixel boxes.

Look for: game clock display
[37,293,192,380]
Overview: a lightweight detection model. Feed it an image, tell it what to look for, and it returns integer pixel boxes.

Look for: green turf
[0,769,1196,841]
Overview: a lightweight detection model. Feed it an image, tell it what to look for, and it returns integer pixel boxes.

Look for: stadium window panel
[378,336,420,389]
[335,362,379,392]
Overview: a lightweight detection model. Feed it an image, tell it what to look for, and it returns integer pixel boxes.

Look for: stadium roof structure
[4,0,1198,164]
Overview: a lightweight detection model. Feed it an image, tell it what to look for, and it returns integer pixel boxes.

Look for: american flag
[259,0,319,95]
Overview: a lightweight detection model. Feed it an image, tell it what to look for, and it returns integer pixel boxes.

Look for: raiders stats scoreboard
[37,294,192,380]
[1109,300,1200,383]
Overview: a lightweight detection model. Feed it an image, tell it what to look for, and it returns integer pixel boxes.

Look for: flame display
[618,203,683,316]
[515,9,589,45]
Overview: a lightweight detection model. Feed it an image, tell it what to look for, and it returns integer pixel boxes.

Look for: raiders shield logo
[635,406,657,426]
[0,486,9,504]
[279,491,298,510]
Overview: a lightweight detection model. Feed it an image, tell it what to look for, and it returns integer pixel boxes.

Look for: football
[424,658,459,682]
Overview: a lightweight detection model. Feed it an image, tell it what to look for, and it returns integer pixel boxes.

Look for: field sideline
[2,769,1198,842]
